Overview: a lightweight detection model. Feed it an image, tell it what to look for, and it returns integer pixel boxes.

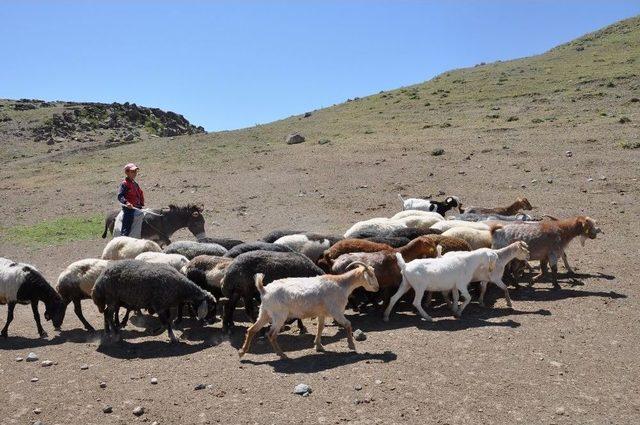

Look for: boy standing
[117,163,145,237]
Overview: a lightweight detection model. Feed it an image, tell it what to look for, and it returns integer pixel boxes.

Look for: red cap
[124,163,139,172]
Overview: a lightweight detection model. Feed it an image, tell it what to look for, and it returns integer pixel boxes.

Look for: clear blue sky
[1,1,638,131]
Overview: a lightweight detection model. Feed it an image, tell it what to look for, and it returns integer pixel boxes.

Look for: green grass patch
[620,140,640,149]
[1,214,103,247]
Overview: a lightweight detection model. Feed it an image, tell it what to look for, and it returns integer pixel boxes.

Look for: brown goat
[317,239,394,272]
[463,197,533,216]
[490,215,602,287]
[423,235,472,253]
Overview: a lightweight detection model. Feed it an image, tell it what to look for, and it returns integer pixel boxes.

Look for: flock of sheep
[0,195,602,359]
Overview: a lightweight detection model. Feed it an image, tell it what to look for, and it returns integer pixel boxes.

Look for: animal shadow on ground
[241,350,397,374]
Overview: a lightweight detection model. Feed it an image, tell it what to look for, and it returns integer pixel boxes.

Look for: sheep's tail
[488,223,503,235]
[91,282,106,313]
[394,252,406,271]
[254,273,266,297]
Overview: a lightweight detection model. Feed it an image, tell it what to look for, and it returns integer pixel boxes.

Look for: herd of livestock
[0,195,602,359]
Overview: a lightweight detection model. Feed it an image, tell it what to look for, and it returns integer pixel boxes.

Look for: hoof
[238,350,245,358]
[315,345,325,353]
[39,331,48,338]
[382,316,390,323]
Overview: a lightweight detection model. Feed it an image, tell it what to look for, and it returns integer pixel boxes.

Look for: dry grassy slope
[0,15,638,236]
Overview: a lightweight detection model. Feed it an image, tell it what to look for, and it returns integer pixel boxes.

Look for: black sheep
[197,237,245,250]
[164,240,227,259]
[224,242,294,258]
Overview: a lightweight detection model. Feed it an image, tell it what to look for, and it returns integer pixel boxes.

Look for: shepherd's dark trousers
[121,207,136,236]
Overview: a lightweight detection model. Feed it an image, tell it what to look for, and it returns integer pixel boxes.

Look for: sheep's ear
[197,300,208,320]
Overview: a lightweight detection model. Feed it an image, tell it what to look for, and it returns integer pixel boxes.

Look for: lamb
[398,195,462,215]
[101,236,162,260]
[182,255,233,299]
[135,252,189,271]
[441,227,492,250]
[56,258,110,331]
[238,262,379,359]
[490,216,601,288]
[163,240,228,259]
[343,217,407,239]
[220,250,324,332]
[197,237,245,250]
[317,239,394,272]
[273,233,340,263]
[223,242,294,258]
[331,236,439,310]
[383,249,498,322]
[463,197,533,216]
[91,260,216,343]
[430,220,490,233]
[1,258,66,338]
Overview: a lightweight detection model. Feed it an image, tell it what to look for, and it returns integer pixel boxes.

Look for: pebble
[103,405,113,414]
[550,361,563,368]
[354,385,363,391]
[31,378,39,383]
[80,364,89,370]
[151,377,158,385]
[555,407,566,416]
[520,184,526,189]
[565,151,573,157]
[33,421,43,425]
[531,179,538,184]
[547,178,554,184]
[152,422,159,425]
[194,383,206,390]
[587,178,593,182]
[599,176,607,181]
[353,329,367,341]
[133,406,145,416]
[375,380,383,385]
[41,360,54,367]
[33,408,42,414]
[293,383,312,396]
[99,382,107,388]
[26,352,39,362]
[16,357,23,362]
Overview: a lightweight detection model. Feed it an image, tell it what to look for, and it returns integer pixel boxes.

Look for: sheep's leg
[159,311,178,344]
[222,292,241,333]
[119,308,131,328]
[331,310,355,351]
[314,316,326,352]
[239,310,270,357]
[1,302,16,338]
[110,305,122,341]
[456,286,472,318]
[174,304,184,325]
[73,299,95,332]
[562,252,575,275]
[103,307,111,335]
[267,316,288,359]
[30,300,47,337]
[383,277,412,322]
[478,281,488,307]
[411,288,432,322]
[243,295,257,322]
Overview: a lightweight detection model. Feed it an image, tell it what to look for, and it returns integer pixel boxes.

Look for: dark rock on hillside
[285,133,306,144]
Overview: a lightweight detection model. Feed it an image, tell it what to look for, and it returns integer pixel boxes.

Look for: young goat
[398,195,462,216]
[238,262,378,359]
[463,197,533,216]
[384,249,497,322]
[490,216,601,288]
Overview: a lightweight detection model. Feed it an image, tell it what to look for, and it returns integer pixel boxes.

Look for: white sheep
[135,252,189,271]
[101,236,162,260]
[395,214,444,230]
[430,219,490,233]
[391,209,445,221]
[343,217,407,239]
[384,249,497,322]
[441,227,492,250]
[273,234,332,263]
[238,262,379,359]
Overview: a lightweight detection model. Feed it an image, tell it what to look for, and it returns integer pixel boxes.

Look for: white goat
[135,252,189,271]
[238,262,379,359]
[101,236,162,260]
[344,217,407,239]
[384,249,497,322]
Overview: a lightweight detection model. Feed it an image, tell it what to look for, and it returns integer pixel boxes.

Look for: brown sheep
[463,197,533,216]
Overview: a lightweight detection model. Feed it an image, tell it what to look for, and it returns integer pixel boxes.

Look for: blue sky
[1,1,638,131]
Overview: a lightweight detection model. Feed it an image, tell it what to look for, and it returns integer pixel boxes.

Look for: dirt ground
[1,121,639,425]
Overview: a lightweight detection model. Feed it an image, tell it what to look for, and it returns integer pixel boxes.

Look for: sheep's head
[196,292,217,322]
[514,241,530,260]
[518,197,533,210]
[46,298,67,331]
[347,261,379,292]
[577,216,602,246]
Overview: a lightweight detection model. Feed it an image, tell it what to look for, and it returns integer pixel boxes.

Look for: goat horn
[346,261,370,271]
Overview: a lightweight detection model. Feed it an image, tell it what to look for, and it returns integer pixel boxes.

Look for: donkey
[101,204,206,247]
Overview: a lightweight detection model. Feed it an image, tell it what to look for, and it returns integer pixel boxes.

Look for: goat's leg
[442,290,452,309]
[424,291,433,308]
[478,281,488,307]
[296,319,307,335]
[451,289,460,316]
[456,286,472,317]
[73,299,94,331]
[493,278,513,307]
[314,316,326,352]
[331,310,355,351]
[562,252,575,275]
[1,302,16,338]
[267,316,288,359]
[383,277,412,322]
[239,310,270,357]
[30,300,47,337]
[549,252,560,289]
[411,288,432,321]
[532,259,548,284]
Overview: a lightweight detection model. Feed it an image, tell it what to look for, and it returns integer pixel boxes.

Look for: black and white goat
[1,258,66,338]
[398,195,462,216]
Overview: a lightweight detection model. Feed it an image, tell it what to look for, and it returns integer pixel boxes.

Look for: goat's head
[517,197,533,210]
[347,261,379,292]
[577,216,602,246]
[445,196,462,212]
[514,241,530,260]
